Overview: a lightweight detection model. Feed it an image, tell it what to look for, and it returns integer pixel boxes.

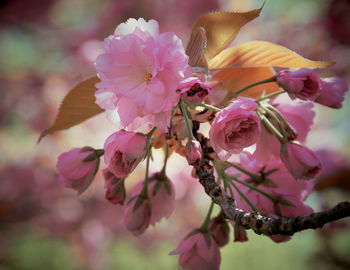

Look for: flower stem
[236,76,276,95]
[256,110,285,142]
[146,127,157,138]
[196,103,221,112]
[225,161,260,180]
[179,99,194,139]
[160,143,169,177]
[255,90,285,102]
[201,201,215,232]
[141,142,153,198]
[229,179,259,212]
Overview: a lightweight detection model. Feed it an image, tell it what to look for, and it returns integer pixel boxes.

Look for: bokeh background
[1,0,350,269]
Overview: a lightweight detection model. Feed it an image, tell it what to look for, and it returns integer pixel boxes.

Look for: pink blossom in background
[103,130,147,178]
[254,96,315,165]
[170,232,221,270]
[185,138,202,166]
[209,97,260,158]
[315,77,349,108]
[178,77,212,106]
[226,153,314,242]
[123,196,151,236]
[281,142,322,180]
[57,147,99,194]
[103,169,126,205]
[95,18,192,132]
[277,68,321,101]
[131,173,176,227]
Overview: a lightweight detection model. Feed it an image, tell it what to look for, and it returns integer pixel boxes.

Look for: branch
[193,132,350,236]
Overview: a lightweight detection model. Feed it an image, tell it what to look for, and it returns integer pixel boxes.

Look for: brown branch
[193,132,350,236]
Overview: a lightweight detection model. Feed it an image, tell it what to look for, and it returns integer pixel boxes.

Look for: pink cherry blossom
[281,142,322,179]
[123,195,151,236]
[209,97,260,158]
[57,147,99,194]
[277,68,321,101]
[103,130,147,178]
[185,139,202,166]
[178,77,212,106]
[95,18,192,132]
[315,77,349,108]
[103,169,126,205]
[209,217,230,247]
[131,173,176,226]
[170,231,221,270]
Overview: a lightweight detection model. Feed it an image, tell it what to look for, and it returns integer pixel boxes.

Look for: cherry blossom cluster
[56,18,349,270]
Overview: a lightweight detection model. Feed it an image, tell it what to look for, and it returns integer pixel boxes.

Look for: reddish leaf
[186,27,209,73]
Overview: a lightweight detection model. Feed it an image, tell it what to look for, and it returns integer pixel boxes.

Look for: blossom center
[144,72,152,83]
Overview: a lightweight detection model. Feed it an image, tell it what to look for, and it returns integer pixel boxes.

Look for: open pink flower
[95,18,192,132]
[57,147,99,194]
[178,77,212,106]
[103,169,126,205]
[170,231,221,270]
[209,97,260,158]
[281,142,322,179]
[277,68,321,101]
[315,77,349,109]
[104,130,147,178]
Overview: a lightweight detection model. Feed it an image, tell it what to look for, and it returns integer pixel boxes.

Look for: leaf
[38,76,104,142]
[213,67,279,99]
[185,27,209,73]
[191,7,262,60]
[209,41,335,69]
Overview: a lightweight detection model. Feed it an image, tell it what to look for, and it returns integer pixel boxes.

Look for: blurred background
[1,0,350,269]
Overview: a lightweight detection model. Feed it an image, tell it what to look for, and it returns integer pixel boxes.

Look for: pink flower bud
[178,77,212,106]
[170,231,221,270]
[57,147,100,194]
[103,168,126,205]
[210,217,230,247]
[123,196,151,236]
[315,77,349,109]
[104,130,147,178]
[209,97,260,156]
[280,142,322,179]
[277,68,321,101]
[233,223,248,242]
[185,139,202,166]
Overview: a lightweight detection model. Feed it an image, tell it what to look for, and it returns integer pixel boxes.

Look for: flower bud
[280,142,322,179]
[57,146,100,194]
[104,130,147,178]
[315,77,349,109]
[233,223,248,242]
[103,169,126,205]
[185,139,202,166]
[123,195,151,236]
[210,217,230,247]
[277,68,321,101]
[178,77,212,106]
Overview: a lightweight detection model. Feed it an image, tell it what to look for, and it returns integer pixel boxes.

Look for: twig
[194,133,350,236]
